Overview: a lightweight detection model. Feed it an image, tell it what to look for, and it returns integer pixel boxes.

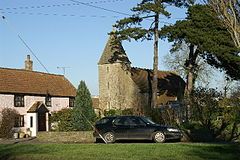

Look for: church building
[98,33,185,114]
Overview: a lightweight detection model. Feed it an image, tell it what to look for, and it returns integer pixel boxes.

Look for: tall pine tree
[113,0,194,110]
[72,80,96,131]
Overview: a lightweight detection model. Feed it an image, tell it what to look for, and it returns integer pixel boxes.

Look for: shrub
[104,109,121,116]
[0,108,19,138]
[122,108,134,115]
[50,108,74,131]
[103,108,135,117]
[180,121,214,142]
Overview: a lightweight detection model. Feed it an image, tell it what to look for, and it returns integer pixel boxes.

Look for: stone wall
[37,131,94,143]
[99,63,148,113]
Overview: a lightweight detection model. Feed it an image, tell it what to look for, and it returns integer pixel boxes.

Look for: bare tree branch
[208,0,240,48]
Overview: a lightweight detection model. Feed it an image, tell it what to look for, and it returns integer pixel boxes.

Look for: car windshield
[141,117,156,125]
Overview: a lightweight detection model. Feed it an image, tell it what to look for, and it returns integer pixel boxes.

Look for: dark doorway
[38,113,46,131]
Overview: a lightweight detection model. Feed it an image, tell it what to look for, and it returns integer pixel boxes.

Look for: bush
[151,107,182,126]
[0,108,19,138]
[122,108,134,115]
[50,108,74,131]
[180,121,215,142]
[103,108,135,117]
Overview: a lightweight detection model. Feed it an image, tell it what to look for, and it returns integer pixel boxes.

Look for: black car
[93,115,182,143]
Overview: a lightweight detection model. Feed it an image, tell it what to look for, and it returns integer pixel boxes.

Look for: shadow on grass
[95,139,181,144]
[0,144,54,160]
[183,143,240,160]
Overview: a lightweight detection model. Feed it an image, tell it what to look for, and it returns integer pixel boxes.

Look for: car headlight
[167,128,179,132]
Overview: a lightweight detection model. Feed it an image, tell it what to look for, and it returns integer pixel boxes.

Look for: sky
[0,0,216,96]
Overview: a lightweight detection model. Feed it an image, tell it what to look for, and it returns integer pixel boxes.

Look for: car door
[112,117,130,139]
[127,117,152,139]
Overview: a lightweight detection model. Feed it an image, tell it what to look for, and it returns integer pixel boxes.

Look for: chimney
[25,55,33,71]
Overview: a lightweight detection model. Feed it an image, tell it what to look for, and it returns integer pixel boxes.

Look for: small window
[45,96,51,107]
[30,116,33,127]
[14,95,24,107]
[14,115,24,127]
[107,102,110,110]
[69,97,75,107]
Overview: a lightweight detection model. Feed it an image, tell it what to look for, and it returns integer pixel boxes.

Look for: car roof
[103,115,144,119]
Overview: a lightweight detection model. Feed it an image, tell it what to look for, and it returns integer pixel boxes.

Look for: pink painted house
[0,55,76,137]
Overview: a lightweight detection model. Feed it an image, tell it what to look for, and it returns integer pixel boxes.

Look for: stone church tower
[98,33,186,114]
[98,34,147,113]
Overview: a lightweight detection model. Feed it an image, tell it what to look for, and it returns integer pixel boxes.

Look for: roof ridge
[0,67,64,77]
[131,67,177,74]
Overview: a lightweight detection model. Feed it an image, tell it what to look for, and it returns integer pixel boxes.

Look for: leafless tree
[206,0,240,48]
[162,42,214,89]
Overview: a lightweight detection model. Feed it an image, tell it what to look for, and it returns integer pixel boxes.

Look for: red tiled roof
[131,67,185,97]
[0,68,76,97]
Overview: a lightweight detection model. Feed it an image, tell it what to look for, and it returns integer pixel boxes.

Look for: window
[69,97,75,107]
[14,115,24,127]
[129,117,146,126]
[113,117,129,126]
[107,102,110,110]
[45,96,51,107]
[30,116,33,127]
[14,95,24,107]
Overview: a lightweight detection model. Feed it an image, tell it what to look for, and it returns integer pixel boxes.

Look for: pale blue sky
[0,0,189,95]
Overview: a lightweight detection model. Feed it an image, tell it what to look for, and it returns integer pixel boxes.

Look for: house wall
[99,63,148,113]
[0,94,71,137]
[0,94,70,114]
[26,113,37,137]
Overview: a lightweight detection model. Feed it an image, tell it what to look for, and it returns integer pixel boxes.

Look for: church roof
[98,34,131,65]
[130,67,185,96]
[0,67,76,97]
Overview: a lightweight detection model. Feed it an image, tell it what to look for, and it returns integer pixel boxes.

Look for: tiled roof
[130,67,185,96]
[98,34,131,65]
[0,68,76,97]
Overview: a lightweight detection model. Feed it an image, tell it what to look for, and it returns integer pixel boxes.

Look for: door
[38,113,46,131]
[112,117,130,139]
[127,117,151,139]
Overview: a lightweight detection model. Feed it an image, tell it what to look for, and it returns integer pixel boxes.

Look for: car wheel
[103,132,115,143]
[153,131,166,143]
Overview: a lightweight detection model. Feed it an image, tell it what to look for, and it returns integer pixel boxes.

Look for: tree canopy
[160,4,240,80]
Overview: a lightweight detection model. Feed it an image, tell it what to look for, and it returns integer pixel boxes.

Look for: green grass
[0,143,239,160]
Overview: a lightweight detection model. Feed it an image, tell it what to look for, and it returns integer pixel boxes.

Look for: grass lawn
[0,142,239,160]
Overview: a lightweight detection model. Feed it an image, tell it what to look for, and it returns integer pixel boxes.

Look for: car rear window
[96,117,112,125]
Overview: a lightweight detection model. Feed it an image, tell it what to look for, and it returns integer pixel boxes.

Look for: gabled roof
[27,101,49,113]
[130,67,185,96]
[98,34,131,65]
[0,68,76,97]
